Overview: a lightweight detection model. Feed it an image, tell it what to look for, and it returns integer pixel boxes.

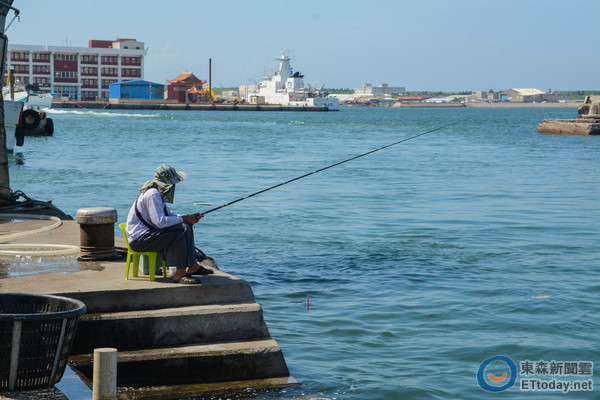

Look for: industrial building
[108,80,164,102]
[499,88,572,103]
[5,38,147,101]
[500,88,546,102]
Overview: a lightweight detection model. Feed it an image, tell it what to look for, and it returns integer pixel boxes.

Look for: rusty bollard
[76,207,118,261]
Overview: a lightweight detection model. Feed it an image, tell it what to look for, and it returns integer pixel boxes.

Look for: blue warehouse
[109,80,164,100]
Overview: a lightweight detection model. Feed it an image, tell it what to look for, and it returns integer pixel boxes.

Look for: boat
[4,99,24,152]
[248,52,339,110]
[4,84,54,136]
[5,84,53,110]
[3,83,53,110]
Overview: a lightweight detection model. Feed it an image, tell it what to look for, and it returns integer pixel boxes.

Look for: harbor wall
[52,101,333,112]
[53,100,580,111]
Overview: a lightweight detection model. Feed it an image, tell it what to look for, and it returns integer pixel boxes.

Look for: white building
[354,83,405,97]
[5,38,147,100]
[423,95,457,103]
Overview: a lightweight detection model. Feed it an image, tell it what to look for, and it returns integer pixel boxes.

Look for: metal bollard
[92,348,117,400]
[76,207,118,260]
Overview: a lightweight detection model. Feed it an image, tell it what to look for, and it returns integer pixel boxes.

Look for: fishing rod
[200,118,472,216]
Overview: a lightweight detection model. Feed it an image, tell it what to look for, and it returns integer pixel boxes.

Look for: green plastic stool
[119,223,167,282]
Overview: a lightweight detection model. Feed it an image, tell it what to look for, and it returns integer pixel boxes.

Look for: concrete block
[70,303,271,354]
[69,340,290,387]
[538,118,600,135]
[56,274,256,313]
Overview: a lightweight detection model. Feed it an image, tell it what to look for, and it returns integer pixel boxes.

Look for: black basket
[0,293,87,391]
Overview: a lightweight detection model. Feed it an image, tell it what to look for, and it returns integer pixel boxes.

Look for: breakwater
[53,101,334,112]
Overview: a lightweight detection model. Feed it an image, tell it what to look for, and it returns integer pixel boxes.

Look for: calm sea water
[7,106,600,399]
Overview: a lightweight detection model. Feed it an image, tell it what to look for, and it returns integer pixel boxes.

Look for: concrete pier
[0,219,294,398]
[538,96,600,135]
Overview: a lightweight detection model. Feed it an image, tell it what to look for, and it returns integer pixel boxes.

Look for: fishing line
[201,118,472,216]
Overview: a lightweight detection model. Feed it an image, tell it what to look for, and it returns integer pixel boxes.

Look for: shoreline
[390,102,580,108]
[50,100,580,111]
[466,102,579,108]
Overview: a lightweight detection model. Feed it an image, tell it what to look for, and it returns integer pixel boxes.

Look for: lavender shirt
[125,188,183,242]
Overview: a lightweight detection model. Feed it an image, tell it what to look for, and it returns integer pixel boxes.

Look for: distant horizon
[4,1,599,92]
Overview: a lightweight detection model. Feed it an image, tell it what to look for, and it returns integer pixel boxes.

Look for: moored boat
[3,83,53,110]
[4,99,23,152]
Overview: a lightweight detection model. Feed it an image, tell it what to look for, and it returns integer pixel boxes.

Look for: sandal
[173,275,201,284]
[191,265,214,275]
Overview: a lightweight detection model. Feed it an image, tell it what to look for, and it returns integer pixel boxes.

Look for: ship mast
[276,52,292,91]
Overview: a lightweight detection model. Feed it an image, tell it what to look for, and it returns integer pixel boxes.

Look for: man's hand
[182,213,203,225]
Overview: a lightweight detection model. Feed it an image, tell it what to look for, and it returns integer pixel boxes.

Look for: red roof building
[167,71,207,102]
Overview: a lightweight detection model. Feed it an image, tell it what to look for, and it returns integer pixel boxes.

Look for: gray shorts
[129,223,196,270]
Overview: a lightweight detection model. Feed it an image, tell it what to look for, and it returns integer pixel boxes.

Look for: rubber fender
[21,109,40,129]
[15,126,25,146]
[44,118,54,136]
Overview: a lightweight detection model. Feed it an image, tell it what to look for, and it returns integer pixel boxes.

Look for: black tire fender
[44,118,54,136]
[21,109,40,129]
[15,126,25,146]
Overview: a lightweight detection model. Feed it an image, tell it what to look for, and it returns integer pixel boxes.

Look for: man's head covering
[140,164,187,203]
[154,164,187,185]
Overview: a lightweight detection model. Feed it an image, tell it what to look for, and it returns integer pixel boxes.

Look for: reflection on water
[9,152,26,165]
[0,254,100,279]
[55,365,93,400]
[14,153,25,165]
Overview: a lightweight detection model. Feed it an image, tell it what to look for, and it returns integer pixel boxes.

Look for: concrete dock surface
[0,218,293,399]
[0,219,250,303]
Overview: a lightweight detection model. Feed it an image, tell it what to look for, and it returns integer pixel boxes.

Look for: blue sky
[4,0,599,91]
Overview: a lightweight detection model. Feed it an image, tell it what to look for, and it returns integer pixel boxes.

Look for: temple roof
[186,85,203,94]
[168,71,206,85]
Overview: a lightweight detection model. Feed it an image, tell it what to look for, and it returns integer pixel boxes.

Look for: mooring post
[92,348,117,400]
[76,207,118,260]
